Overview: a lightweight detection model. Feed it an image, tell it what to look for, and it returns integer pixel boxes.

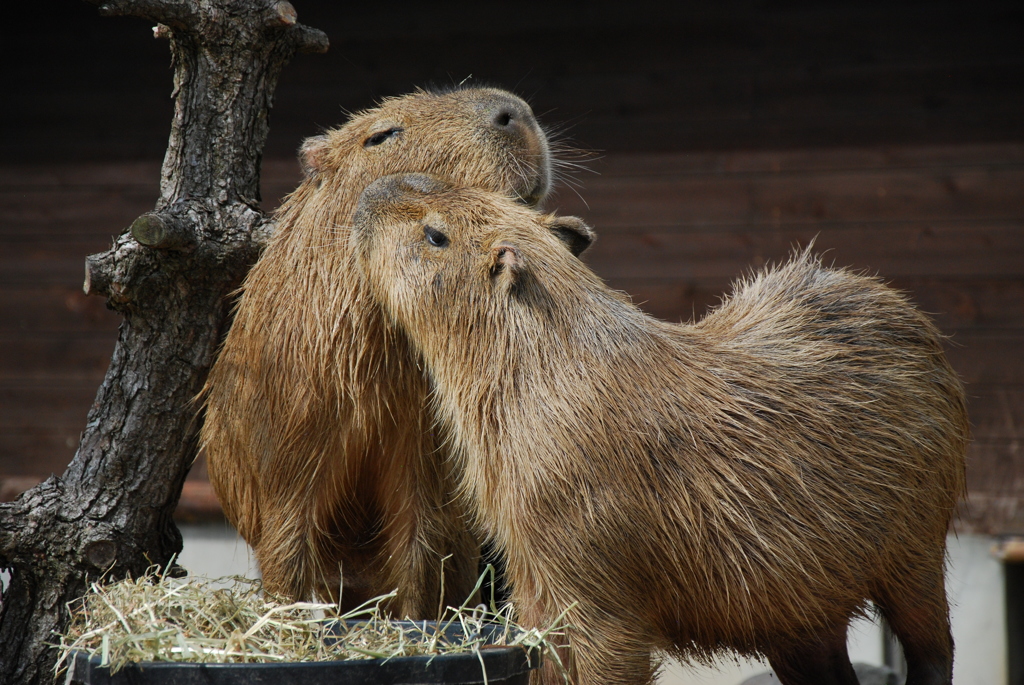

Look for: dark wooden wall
[1,1,1022,531]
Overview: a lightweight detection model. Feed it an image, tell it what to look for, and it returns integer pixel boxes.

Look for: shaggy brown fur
[200,88,590,614]
[352,174,969,685]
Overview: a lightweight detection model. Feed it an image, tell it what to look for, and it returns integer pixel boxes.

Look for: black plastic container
[66,621,541,685]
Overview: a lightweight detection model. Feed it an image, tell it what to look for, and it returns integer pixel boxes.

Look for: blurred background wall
[1,2,1022,682]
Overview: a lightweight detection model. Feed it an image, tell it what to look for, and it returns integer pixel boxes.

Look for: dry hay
[54,561,570,678]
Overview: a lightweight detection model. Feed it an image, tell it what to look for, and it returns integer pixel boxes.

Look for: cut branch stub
[83,539,118,571]
[270,0,297,26]
[130,212,195,251]
[83,253,111,299]
[291,23,329,53]
[82,235,139,308]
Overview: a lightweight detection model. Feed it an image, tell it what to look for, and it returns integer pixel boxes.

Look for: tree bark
[0,3,326,683]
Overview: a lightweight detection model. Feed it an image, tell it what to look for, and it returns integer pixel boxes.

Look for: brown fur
[352,174,969,685]
[200,87,589,614]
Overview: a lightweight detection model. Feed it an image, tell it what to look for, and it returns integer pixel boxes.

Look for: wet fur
[200,88,558,613]
[353,176,969,685]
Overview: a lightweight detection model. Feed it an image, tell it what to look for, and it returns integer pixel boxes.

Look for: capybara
[351,173,969,685]
[200,87,593,614]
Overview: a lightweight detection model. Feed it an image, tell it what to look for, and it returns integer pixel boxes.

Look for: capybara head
[353,172,597,337]
[299,87,552,207]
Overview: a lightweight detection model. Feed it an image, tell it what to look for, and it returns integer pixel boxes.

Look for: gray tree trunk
[0,2,327,682]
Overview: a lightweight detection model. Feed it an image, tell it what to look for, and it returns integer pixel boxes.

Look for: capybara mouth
[517,177,548,207]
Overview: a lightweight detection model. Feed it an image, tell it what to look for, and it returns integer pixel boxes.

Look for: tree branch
[87,0,199,28]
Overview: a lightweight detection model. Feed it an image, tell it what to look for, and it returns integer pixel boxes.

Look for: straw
[53,563,570,680]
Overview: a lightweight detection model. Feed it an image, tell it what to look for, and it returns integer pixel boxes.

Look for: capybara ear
[299,135,330,177]
[489,243,524,282]
[545,215,596,257]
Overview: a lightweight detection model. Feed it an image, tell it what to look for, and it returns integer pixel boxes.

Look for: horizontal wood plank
[959,438,1024,535]
[5,150,1022,231]
[0,163,161,189]
[559,167,1024,227]
[583,221,1024,280]
[614,277,1024,333]
[0,287,120,334]
[957,494,1024,536]
[0,430,80,478]
[943,332,1024,385]
[0,381,101,429]
[0,334,115,381]
[8,1,1024,160]
[0,249,117,287]
[7,145,1024,189]
[587,144,1024,178]
[968,386,1024,441]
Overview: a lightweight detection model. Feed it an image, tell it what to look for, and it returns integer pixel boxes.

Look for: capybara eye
[424,226,449,248]
[363,127,403,148]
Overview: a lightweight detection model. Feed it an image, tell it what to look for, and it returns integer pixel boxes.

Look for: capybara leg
[251,501,321,600]
[566,621,657,685]
[516,601,652,684]
[527,636,651,685]
[874,563,953,685]
[257,504,378,608]
[371,458,480,618]
[382,521,479,619]
[518,602,575,685]
[529,657,571,685]
[254,532,313,601]
[765,627,859,685]
[438,525,482,610]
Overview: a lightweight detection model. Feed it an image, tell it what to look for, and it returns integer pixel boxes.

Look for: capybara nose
[485,95,537,136]
[492,109,514,128]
